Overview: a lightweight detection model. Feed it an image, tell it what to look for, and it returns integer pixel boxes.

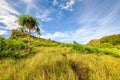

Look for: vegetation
[88,34,120,46]
[17,14,40,51]
[72,43,120,57]
[100,34,120,45]
[1,33,120,80]
[0,37,26,58]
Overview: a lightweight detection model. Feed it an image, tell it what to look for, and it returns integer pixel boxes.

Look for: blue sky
[0,0,120,43]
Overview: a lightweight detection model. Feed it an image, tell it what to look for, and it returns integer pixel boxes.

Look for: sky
[0,0,120,44]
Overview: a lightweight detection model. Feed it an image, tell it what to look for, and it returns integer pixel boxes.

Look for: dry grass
[68,54,120,80]
[1,37,120,80]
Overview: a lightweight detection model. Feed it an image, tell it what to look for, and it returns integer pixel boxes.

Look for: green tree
[17,14,40,51]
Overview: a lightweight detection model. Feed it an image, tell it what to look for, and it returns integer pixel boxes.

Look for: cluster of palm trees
[17,14,40,52]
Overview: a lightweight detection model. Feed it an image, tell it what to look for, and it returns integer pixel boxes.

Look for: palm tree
[17,14,40,51]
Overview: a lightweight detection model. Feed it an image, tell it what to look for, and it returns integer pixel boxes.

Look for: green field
[0,34,120,80]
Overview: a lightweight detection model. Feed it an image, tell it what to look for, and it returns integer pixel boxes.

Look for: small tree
[17,14,40,51]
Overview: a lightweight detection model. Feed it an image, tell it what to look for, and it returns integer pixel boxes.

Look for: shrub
[72,44,100,54]
[101,49,120,57]
[72,44,120,57]
[100,34,120,45]
[0,38,26,58]
[98,43,113,48]
[0,37,6,52]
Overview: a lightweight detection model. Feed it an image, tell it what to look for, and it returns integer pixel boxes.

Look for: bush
[98,43,113,48]
[72,44,100,54]
[101,49,120,57]
[72,44,120,57]
[0,38,26,58]
[100,34,120,45]
[0,37,6,52]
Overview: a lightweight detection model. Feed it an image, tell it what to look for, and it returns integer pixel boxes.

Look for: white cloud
[22,0,53,22]
[41,21,120,44]
[35,8,54,22]
[71,0,120,43]
[53,0,58,6]
[22,0,33,13]
[0,0,19,15]
[37,12,53,22]
[24,0,32,4]
[0,30,7,35]
[41,32,70,39]
[60,0,75,11]
[0,0,20,31]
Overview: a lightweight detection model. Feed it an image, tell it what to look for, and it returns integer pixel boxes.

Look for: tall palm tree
[17,14,40,51]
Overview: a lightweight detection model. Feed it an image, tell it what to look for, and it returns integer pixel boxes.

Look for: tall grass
[1,36,120,80]
[68,54,120,80]
[72,44,120,57]
[0,47,77,80]
[1,47,120,80]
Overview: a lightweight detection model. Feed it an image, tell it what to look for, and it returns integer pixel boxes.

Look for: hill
[0,33,120,80]
[88,34,120,46]
[100,34,120,45]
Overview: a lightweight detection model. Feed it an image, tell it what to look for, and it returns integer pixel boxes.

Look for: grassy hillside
[88,34,120,46]
[0,34,120,80]
[100,34,120,45]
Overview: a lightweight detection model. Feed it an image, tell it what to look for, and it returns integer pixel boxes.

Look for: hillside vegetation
[100,34,120,45]
[0,34,120,80]
[88,34,120,46]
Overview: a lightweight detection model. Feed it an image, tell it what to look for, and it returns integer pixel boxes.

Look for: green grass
[72,43,120,57]
[1,36,120,80]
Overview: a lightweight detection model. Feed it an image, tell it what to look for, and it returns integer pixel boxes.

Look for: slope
[0,34,120,80]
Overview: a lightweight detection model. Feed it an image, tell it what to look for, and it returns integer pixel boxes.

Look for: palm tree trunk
[28,29,31,52]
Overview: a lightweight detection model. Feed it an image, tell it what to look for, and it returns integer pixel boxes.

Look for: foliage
[0,37,5,52]
[100,34,120,45]
[73,44,100,54]
[97,43,113,48]
[87,39,100,45]
[11,29,26,38]
[31,38,60,47]
[0,46,120,80]
[88,34,120,46]
[17,14,40,51]
[68,54,120,80]
[17,15,39,32]
[0,37,26,58]
[72,44,120,57]
[1,34,120,80]
[73,40,79,44]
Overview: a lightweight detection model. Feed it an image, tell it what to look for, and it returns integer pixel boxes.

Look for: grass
[1,36,120,80]
[0,47,77,80]
[68,54,120,80]
[72,43,120,57]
